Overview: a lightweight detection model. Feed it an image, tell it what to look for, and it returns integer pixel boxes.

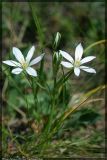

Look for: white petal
[26,67,37,77]
[59,50,74,63]
[29,53,45,66]
[13,47,25,63]
[3,60,21,67]
[26,46,35,63]
[12,68,23,74]
[61,61,73,68]
[74,67,80,76]
[75,43,83,61]
[80,66,96,73]
[81,56,96,64]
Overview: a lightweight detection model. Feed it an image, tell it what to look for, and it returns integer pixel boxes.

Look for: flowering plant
[3,32,105,155]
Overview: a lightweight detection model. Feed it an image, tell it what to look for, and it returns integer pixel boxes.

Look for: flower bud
[53,32,61,50]
[53,51,62,62]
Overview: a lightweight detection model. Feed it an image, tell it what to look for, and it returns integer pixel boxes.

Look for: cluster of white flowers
[3,43,96,77]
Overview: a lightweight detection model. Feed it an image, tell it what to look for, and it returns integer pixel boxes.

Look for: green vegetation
[2,2,105,159]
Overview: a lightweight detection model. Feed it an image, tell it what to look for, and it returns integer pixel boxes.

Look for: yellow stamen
[74,60,81,67]
[21,62,28,69]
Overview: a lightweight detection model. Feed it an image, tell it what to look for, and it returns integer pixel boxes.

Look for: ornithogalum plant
[3,32,105,154]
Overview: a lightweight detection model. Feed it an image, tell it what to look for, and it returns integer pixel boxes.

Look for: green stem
[44,52,57,134]
[31,79,38,107]
[56,70,73,89]
[23,72,39,119]
[61,66,66,108]
[38,53,57,149]
[24,87,29,118]
[40,66,73,146]
[36,57,44,94]
[84,39,106,53]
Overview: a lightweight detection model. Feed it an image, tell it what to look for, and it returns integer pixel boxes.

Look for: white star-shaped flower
[59,43,96,77]
[3,46,45,77]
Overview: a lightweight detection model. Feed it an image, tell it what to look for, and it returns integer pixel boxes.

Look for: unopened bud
[53,32,61,50]
[53,51,62,62]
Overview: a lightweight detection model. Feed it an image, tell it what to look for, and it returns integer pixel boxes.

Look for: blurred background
[2,2,105,158]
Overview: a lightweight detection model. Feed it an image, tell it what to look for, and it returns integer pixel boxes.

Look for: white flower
[3,46,45,77]
[60,43,96,77]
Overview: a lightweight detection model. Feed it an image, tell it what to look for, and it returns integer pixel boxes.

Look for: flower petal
[80,66,96,73]
[75,43,83,61]
[26,46,35,63]
[13,47,25,63]
[81,56,96,64]
[61,61,73,68]
[12,68,23,74]
[59,50,74,63]
[74,67,80,76]
[3,60,21,67]
[29,53,45,66]
[26,67,37,77]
